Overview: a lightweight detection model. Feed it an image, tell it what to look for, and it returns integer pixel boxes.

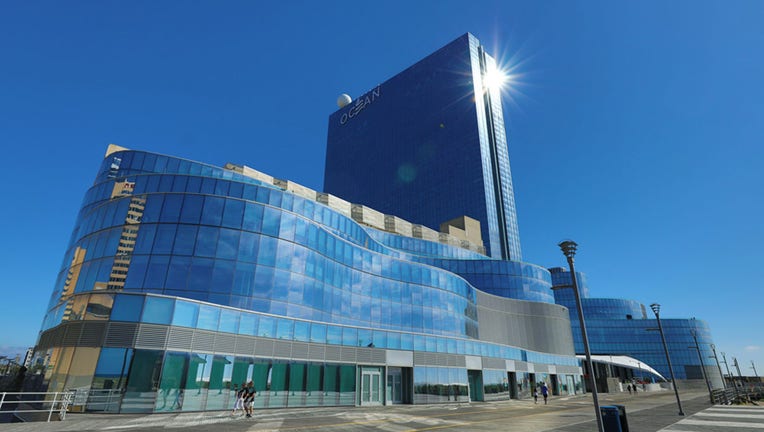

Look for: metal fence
[0,391,74,422]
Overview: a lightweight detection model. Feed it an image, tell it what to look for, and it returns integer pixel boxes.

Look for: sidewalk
[0,390,728,432]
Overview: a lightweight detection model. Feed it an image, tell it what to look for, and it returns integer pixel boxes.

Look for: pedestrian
[626,383,632,394]
[533,388,538,404]
[541,383,549,405]
[244,381,256,418]
[232,381,246,415]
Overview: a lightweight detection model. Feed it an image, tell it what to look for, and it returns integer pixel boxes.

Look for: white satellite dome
[337,94,352,108]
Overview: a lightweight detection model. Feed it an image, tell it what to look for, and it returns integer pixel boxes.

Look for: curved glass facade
[34,148,580,413]
[550,267,722,385]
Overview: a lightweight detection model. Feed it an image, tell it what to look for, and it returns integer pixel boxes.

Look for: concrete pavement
[1,389,761,431]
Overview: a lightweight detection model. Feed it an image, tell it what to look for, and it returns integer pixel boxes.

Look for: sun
[483,65,509,91]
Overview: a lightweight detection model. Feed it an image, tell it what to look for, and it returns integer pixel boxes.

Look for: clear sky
[1,1,762,374]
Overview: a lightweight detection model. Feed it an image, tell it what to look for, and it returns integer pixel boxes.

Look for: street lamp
[558,240,604,432]
[689,329,713,401]
[752,361,759,378]
[721,352,738,397]
[709,344,726,390]
[650,303,685,416]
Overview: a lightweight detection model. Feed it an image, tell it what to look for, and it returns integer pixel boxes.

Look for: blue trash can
[600,405,622,432]
[612,404,629,432]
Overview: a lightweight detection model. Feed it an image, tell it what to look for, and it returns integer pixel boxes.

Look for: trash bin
[613,404,629,432]
[600,405,622,432]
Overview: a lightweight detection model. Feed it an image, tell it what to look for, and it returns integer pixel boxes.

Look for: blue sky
[1,1,762,373]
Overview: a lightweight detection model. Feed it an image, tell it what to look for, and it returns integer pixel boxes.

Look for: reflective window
[172,300,199,327]
[111,294,144,322]
[142,296,174,325]
[197,305,220,330]
[218,309,239,333]
[201,196,225,226]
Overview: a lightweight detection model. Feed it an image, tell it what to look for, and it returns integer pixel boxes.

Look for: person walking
[231,382,246,415]
[627,383,632,394]
[243,381,256,418]
[541,383,549,405]
[533,388,538,404]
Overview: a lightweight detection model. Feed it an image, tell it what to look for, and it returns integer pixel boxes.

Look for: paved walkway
[1,390,761,431]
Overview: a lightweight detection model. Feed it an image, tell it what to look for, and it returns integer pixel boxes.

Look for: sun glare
[483,66,508,90]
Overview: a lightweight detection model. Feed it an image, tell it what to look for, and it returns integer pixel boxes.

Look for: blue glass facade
[550,267,723,387]
[33,148,580,413]
[324,33,522,261]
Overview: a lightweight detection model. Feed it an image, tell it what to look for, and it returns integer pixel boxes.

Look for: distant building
[550,267,723,388]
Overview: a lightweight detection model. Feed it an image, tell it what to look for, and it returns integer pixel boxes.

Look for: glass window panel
[238,232,259,262]
[111,294,144,322]
[205,355,234,410]
[144,255,170,289]
[141,194,164,223]
[261,207,281,236]
[123,349,163,413]
[172,225,198,256]
[182,353,211,411]
[216,228,240,260]
[159,194,183,223]
[218,309,239,333]
[85,293,114,320]
[242,202,263,232]
[133,224,157,255]
[238,312,257,336]
[276,318,293,340]
[156,352,188,412]
[197,305,220,330]
[201,196,225,226]
[152,224,177,255]
[293,321,310,342]
[165,256,190,290]
[172,300,199,327]
[179,194,204,224]
[142,296,174,325]
[123,255,148,289]
[221,199,244,229]
[194,226,218,257]
[187,257,213,292]
[258,315,275,337]
[310,323,326,344]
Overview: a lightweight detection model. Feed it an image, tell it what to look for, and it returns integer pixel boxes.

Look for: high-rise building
[325,33,521,260]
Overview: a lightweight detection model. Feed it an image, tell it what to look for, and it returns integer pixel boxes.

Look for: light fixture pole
[710,344,726,390]
[721,352,738,397]
[752,361,759,378]
[650,303,684,415]
[733,357,745,389]
[558,240,604,432]
[690,330,713,400]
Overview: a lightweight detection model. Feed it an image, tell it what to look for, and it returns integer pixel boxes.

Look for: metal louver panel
[105,323,138,347]
[272,340,292,359]
[356,348,372,363]
[63,323,84,346]
[214,334,236,353]
[308,344,326,361]
[255,339,274,357]
[135,325,168,349]
[235,337,256,355]
[79,322,107,347]
[340,347,357,363]
[291,343,309,360]
[325,346,342,362]
[167,328,194,350]
[192,331,216,352]
[482,357,505,369]
[371,350,386,364]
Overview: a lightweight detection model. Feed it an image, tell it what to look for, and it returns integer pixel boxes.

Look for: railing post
[48,392,58,422]
[0,392,6,411]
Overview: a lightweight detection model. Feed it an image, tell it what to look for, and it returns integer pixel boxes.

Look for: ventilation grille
[291,343,309,360]
[136,325,168,348]
[482,357,505,370]
[235,337,256,355]
[79,322,107,347]
[325,346,342,362]
[214,334,236,353]
[255,339,274,357]
[167,328,194,350]
[63,323,84,346]
[105,323,137,347]
[273,340,292,358]
[340,347,357,363]
[308,344,326,361]
[192,331,215,352]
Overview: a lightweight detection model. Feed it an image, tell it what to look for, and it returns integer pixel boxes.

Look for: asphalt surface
[2,389,762,432]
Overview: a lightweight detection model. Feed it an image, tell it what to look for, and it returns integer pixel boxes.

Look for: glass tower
[324,33,521,260]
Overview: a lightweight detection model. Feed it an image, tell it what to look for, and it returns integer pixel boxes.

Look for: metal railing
[0,391,74,422]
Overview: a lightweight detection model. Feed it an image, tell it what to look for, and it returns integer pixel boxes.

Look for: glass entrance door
[361,369,382,406]
[386,367,403,404]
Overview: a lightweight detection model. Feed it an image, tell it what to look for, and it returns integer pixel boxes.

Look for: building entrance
[386,367,403,404]
[360,367,383,406]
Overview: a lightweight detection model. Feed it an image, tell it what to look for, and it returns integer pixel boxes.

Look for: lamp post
[733,357,744,389]
[690,330,713,401]
[650,303,684,415]
[752,361,759,378]
[558,240,604,432]
[721,352,738,397]
[710,344,726,390]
